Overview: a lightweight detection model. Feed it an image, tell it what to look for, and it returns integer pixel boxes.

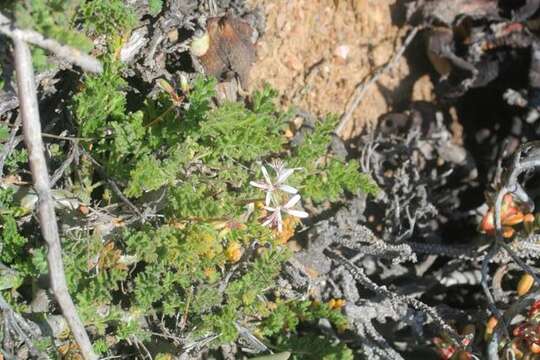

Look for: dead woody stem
[12,36,98,359]
[0,11,102,73]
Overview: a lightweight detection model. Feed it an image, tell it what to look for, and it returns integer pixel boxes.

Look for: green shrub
[0,2,377,356]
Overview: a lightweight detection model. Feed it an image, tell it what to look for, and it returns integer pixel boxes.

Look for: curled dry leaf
[195,15,257,88]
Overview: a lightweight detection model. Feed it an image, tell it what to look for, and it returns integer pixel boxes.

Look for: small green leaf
[148,0,163,16]
[0,124,9,141]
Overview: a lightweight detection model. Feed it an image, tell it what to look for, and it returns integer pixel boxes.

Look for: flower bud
[518,273,535,296]
[530,342,540,354]
[502,226,515,238]
[485,316,498,341]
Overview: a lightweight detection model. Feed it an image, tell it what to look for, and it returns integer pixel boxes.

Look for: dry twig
[0,11,102,74]
[0,117,21,177]
[0,92,19,117]
[83,150,145,220]
[0,292,46,359]
[326,249,462,344]
[335,26,422,137]
[12,34,98,360]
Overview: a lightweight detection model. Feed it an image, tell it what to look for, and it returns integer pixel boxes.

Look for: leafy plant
[14,0,93,52]
[60,68,376,353]
[79,0,136,38]
[0,2,377,355]
[148,0,162,16]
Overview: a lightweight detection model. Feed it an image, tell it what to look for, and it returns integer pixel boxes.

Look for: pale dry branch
[83,150,145,220]
[336,26,422,137]
[326,249,462,344]
[12,35,98,360]
[50,143,79,187]
[0,11,102,74]
[0,293,46,359]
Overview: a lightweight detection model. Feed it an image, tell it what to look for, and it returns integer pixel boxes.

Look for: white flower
[250,161,299,206]
[262,194,308,232]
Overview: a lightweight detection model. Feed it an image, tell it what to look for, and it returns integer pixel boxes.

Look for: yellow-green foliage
[14,0,93,52]
[1,67,377,354]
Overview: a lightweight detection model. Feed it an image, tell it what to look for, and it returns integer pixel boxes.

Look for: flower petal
[276,211,283,232]
[278,184,298,194]
[276,168,294,183]
[262,212,276,227]
[270,159,284,172]
[284,194,301,208]
[261,165,272,185]
[262,217,274,227]
[265,191,273,207]
[286,209,308,218]
[250,181,270,190]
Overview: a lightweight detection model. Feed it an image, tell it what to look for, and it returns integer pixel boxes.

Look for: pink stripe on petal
[262,213,276,227]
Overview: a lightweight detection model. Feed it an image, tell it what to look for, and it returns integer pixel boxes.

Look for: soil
[247,0,434,138]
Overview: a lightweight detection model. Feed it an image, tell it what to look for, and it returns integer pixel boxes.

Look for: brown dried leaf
[198,15,256,88]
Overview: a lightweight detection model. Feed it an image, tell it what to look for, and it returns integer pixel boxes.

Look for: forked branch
[0,11,102,73]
